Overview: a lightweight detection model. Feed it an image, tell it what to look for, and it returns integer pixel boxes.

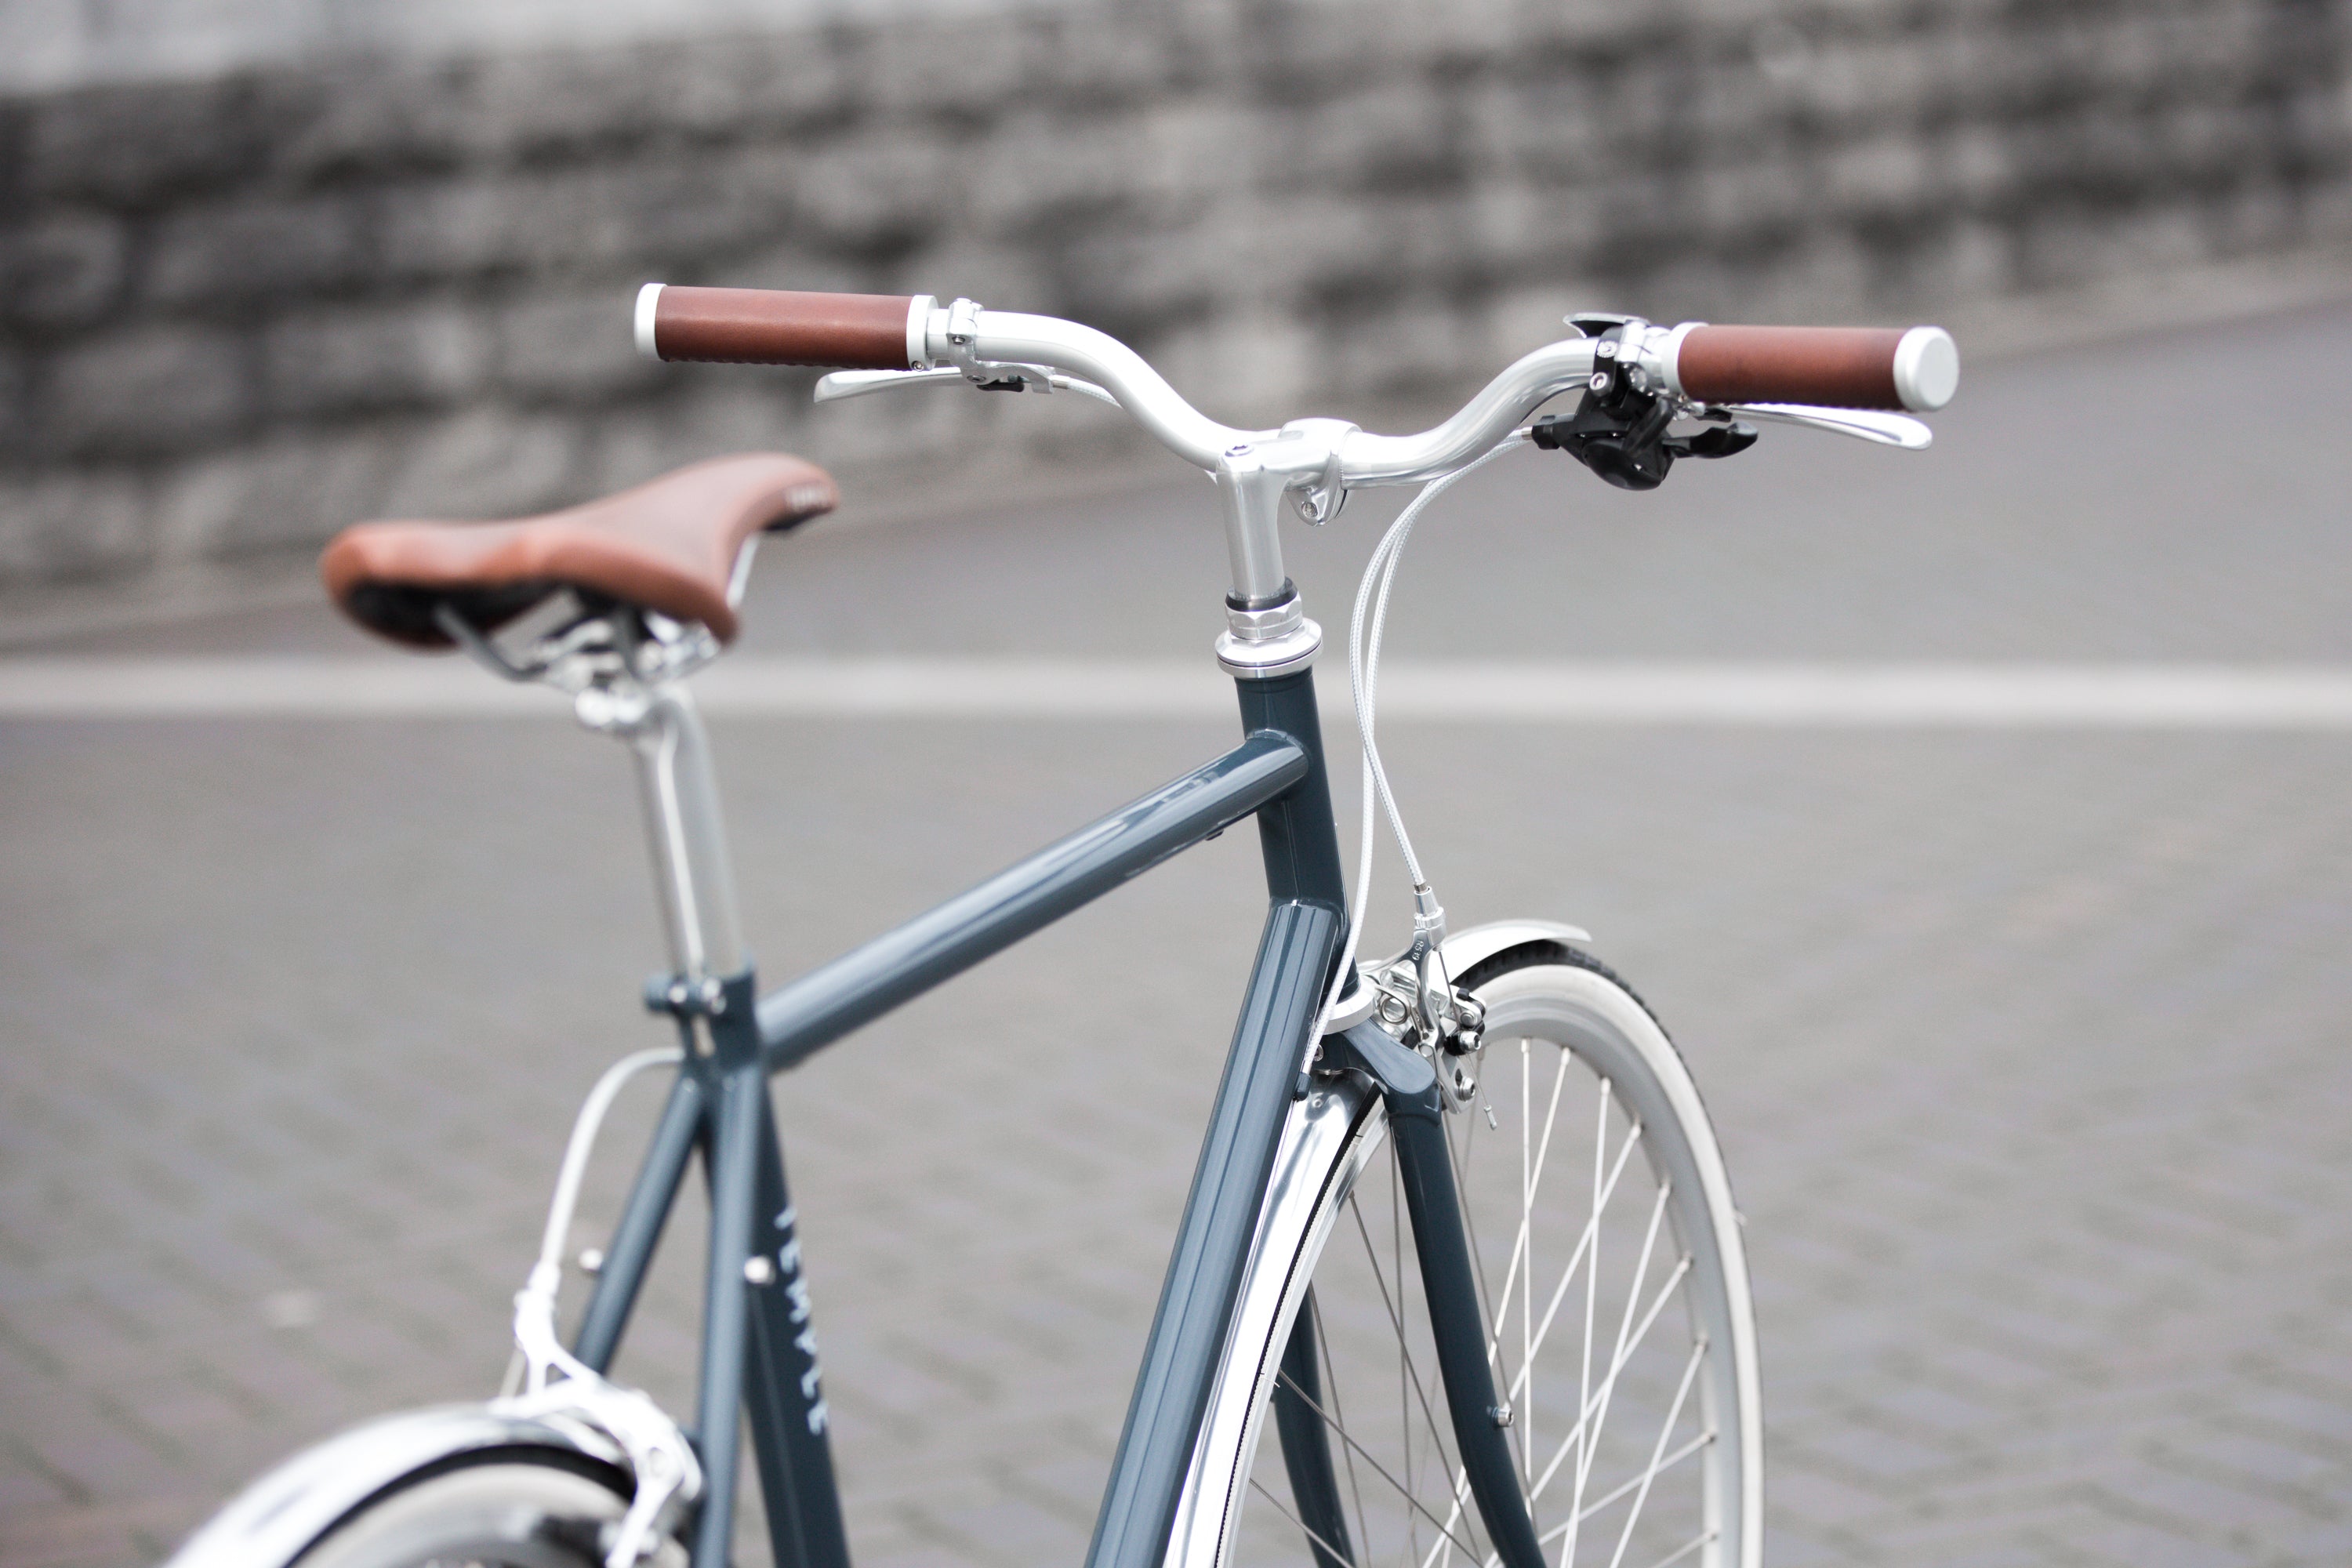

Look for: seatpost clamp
[643,971,729,1019]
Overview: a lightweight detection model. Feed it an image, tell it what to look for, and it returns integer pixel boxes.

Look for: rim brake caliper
[1359,887,1485,1109]
[497,1262,702,1566]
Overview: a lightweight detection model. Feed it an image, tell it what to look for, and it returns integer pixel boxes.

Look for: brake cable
[1322,430,1530,1036]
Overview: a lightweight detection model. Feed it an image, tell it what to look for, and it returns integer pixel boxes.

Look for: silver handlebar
[949,310,1265,466]
[814,364,1123,408]
[942,307,1605,485]
[817,300,1934,483]
[1332,338,1602,484]
[808,296,1933,668]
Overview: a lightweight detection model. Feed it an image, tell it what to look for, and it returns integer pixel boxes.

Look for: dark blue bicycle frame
[565,664,1538,1568]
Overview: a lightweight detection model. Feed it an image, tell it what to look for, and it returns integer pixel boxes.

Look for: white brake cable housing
[1320,433,1530,1037]
[495,1045,702,1567]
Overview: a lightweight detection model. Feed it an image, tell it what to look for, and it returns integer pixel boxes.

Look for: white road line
[5,656,2352,727]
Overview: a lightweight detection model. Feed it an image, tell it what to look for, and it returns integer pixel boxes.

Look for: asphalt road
[7,304,2352,1568]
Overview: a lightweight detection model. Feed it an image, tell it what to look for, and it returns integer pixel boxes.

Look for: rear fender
[162,1403,626,1568]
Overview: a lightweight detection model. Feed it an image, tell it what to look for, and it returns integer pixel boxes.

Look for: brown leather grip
[652,287,914,369]
[1673,326,1911,411]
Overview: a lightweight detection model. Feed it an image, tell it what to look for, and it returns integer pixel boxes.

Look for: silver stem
[1216,444,1293,606]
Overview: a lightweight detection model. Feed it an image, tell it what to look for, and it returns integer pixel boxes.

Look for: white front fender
[1440,918,1593,981]
[162,1403,626,1568]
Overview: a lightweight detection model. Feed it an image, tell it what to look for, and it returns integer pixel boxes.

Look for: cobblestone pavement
[7,307,2352,1568]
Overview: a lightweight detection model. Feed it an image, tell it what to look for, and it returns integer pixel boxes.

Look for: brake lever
[814,366,1121,408]
[814,367,967,402]
[1719,403,1933,450]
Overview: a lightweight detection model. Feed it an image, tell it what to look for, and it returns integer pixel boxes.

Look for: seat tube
[628,682,747,982]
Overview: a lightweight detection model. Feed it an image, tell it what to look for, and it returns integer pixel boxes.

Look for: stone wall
[3,0,2348,585]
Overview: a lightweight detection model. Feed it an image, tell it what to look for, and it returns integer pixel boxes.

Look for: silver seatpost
[621,682,746,983]
[436,601,750,1006]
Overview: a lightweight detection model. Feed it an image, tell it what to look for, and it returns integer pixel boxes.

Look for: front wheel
[1235,946,1762,1568]
[294,1458,656,1568]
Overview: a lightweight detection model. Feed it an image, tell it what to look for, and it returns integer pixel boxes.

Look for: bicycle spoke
[1500,1118,1643,1396]
[1488,1044,1572,1358]
[1604,1338,1708,1568]
[1562,1081,1610,1566]
[1547,1431,1713,1533]
[1250,1476,1360,1568]
[1276,1369,1485,1562]
[1414,1467,1477,1568]
[1528,1255,1692,1504]
[1531,1344,1705,1560]
[1348,1190,1458,1515]
[1635,1529,1715,1568]
[1568,1179,1674,1516]
[1312,1294,1374,1568]
[1519,1040,1534,1488]
[1393,1152,1415,1545]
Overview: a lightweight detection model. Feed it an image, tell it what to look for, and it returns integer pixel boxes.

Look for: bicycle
[165,285,1958,1568]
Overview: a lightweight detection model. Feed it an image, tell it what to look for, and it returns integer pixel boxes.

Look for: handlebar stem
[1214,444,1294,608]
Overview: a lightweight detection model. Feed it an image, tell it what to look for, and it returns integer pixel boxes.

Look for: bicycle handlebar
[636,283,1957,481]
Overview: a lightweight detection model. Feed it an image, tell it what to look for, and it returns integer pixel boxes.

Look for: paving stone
[9,303,2352,1568]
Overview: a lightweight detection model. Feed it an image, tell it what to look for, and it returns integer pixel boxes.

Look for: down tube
[1088,899,1341,1568]
[1087,668,1349,1568]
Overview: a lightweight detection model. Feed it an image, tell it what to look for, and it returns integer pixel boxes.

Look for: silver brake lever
[814,367,967,403]
[814,366,1121,408]
[1722,403,1933,450]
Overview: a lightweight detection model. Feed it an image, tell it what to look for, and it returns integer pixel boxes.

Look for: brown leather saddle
[320,453,838,648]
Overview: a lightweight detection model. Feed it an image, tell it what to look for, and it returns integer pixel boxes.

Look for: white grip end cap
[906,293,937,369]
[1893,325,1958,412]
[633,283,664,361]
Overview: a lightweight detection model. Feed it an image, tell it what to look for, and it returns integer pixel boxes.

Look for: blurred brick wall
[2,0,2347,585]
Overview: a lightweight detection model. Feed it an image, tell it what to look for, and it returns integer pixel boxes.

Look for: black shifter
[1530,327,1757,491]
